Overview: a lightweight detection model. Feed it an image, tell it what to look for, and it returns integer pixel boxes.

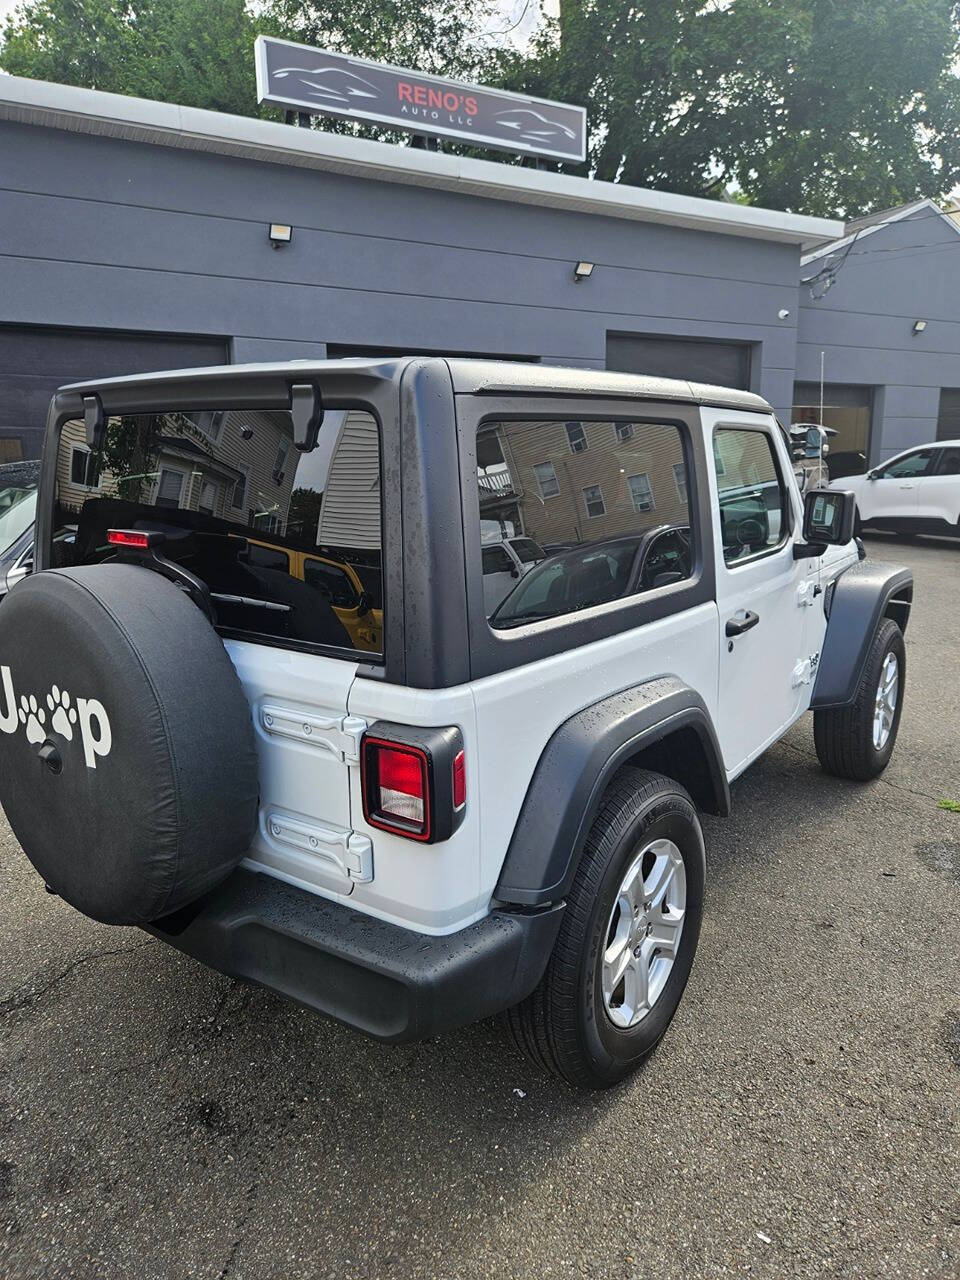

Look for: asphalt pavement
[1,532,958,1279]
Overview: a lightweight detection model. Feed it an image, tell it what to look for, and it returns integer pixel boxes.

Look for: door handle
[898,484,915,490]
[725,611,760,637]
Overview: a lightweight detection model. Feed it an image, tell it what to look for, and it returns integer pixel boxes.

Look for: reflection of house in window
[70,445,101,490]
[317,410,382,551]
[582,483,606,517]
[627,472,654,512]
[566,421,588,453]
[476,425,524,538]
[673,462,687,502]
[534,461,560,499]
[615,423,634,443]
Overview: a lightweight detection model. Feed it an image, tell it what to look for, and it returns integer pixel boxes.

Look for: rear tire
[813,617,905,781]
[504,768,705,1089]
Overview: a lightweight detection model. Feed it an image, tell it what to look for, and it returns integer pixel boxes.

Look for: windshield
[0,475,38,558]
[51,407,383,657]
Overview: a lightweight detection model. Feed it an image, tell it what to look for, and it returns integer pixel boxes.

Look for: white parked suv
[0,359,913,1088]
[832,440,960,538]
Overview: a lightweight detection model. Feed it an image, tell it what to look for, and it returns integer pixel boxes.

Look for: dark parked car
[0,461,39,599]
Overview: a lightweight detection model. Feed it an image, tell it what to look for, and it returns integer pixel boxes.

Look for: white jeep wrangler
[0,359,913,1089]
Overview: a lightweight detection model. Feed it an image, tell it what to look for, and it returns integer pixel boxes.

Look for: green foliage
[493,0,960,217]
[0,0,261,116]
[287,487,323,545]
[938,797,960,813]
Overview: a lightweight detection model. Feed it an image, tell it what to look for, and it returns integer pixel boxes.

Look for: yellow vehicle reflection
[239,535,383,653]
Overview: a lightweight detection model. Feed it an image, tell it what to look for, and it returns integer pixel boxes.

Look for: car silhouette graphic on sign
[492,109,577,144]
[270,66,381,107]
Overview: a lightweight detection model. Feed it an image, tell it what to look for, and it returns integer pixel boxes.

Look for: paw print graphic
[18,694,46,746]
[46,686,77,742]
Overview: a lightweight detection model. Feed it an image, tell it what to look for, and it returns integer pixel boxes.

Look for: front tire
[504,768,705,1089]
[814,617,905,781]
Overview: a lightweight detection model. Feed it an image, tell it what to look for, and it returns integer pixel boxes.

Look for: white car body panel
[226,406,858,938]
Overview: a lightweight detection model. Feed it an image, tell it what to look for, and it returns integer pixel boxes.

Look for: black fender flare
[495,677,729,908]
[811,560,913,710]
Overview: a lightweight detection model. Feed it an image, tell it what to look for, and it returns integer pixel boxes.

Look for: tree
[0,0,261,116]
[495,0,960,217]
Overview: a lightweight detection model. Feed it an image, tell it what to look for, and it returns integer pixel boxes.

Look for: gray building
[0,73,841,464]
[797,199,960,471]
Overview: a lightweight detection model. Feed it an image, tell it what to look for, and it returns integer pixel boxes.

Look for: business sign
[254,35,587,164]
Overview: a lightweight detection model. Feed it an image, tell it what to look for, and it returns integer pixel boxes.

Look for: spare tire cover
[0,564,260,924]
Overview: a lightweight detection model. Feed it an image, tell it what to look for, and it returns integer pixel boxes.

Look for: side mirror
[356,590,372,618]
[867,469,879,480]
[652,570,684,589]
[510,565,520,578]
[795,489,856,559]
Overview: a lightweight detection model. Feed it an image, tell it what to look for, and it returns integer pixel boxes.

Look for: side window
[714,428,787,567]
[303,558,359,608]
[936,447,960,476]
[247,543,290,572]
[878,449,935,479]
[482,545,514,575]
[476,417,693,626]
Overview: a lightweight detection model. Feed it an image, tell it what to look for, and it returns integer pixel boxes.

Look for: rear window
[476,417,693,626]
[51,407,383,658]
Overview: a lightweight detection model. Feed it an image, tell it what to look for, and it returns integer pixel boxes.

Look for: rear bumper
[145,869,564,1043]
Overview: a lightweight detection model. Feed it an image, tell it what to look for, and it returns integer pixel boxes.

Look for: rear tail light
[361,724,465,844]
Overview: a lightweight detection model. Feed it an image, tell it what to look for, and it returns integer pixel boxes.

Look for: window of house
[714,428,787,567]
[627,473,654,513]
[565,421,588,453]
[155,468,184,509]
[231,466,249,510]
[534,461,560,499]
[272,440,289,482]
[198,480,218,515]
[70,446,101,490]
[477,416,692,625]
[582,484,606,518]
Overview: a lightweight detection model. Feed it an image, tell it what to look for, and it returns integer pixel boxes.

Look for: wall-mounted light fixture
[573,261,595,283]
[778,308,791,320]
[269,223,293,249]
[912,319,927,335]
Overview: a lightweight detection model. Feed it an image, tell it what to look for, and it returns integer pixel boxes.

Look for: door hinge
[266,811,374,882]
[260,704,367,763]
[791,653,820,687]
[796,580,822,608]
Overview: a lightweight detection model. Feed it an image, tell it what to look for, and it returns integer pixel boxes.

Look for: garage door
[607,334,752,391]
[0,327,229,460]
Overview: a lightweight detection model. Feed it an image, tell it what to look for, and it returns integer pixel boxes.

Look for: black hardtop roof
[58,356,772,415]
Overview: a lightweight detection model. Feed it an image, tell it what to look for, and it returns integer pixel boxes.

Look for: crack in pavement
[0,939,155,1018]
[777,737,945,806]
